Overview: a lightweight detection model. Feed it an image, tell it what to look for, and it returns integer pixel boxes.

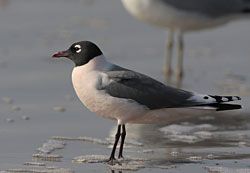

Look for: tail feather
[190,94,242,111]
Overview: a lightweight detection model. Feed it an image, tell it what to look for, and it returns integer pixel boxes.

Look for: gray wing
[101,66,201,110]
[159,0,247,17]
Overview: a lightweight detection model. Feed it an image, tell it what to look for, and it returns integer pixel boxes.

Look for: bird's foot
[107,157,120,165]
[118,155,124,160]
[107,158,116,165]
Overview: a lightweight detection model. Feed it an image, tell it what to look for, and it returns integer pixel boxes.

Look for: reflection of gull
[121,0,250,80]
[53,41,241,163]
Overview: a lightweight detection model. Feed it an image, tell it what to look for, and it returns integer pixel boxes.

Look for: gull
[52,41,242,163]
[121,0,250,79]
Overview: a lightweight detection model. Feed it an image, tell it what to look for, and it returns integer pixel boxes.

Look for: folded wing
[100,66,241,110]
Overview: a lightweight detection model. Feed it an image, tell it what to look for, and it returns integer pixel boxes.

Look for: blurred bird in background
[121,0,250,81]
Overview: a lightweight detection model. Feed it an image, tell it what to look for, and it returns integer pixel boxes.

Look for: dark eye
[72,45,82,53]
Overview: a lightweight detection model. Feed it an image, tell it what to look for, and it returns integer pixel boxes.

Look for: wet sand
[0,0,250,172]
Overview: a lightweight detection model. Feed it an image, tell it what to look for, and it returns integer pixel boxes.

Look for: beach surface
[0,0,250,172]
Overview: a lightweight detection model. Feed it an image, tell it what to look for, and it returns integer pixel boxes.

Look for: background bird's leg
[164,29,174,81]
[118,125,126,159]
[109,124,121,163]
[176,30,184,81]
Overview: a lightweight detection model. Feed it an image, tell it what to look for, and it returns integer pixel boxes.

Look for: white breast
[71,56,147,124]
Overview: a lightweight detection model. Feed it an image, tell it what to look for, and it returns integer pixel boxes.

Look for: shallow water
[0,0,250,172]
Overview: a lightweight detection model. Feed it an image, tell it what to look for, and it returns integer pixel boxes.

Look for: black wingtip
[216,104,242,111]
[243,8,250,13]
[209,95,241,103]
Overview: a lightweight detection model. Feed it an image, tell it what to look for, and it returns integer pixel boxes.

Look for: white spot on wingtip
[233,96,240,100]
[221,98,228,102]
[188,94,215,104]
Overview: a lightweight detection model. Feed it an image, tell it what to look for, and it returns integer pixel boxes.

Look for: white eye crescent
[74,44,82,53]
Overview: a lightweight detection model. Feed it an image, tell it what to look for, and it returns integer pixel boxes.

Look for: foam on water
[73,155,149,171]
[32,154,63,162]
[107,161,145,171]
[24,162,46,166]
[37,140,66,154]
[72,155,107,163]
[159,124,217,143]
[204,166,250,173]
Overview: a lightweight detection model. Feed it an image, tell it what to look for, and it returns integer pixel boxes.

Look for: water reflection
[108,112,250,165]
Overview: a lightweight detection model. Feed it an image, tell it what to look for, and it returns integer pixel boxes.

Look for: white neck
[74,55,112,72]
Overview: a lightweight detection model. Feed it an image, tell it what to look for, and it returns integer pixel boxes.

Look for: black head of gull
[52,41,103,66]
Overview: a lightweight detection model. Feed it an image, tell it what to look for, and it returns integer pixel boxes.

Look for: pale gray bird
[121,0,250,80]
[52,41,242,163]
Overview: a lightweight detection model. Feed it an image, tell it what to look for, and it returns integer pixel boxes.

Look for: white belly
[72,67,147,124]
[121,0,234,31]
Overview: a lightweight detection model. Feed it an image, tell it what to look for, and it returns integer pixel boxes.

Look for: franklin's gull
[52,41,242,163]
